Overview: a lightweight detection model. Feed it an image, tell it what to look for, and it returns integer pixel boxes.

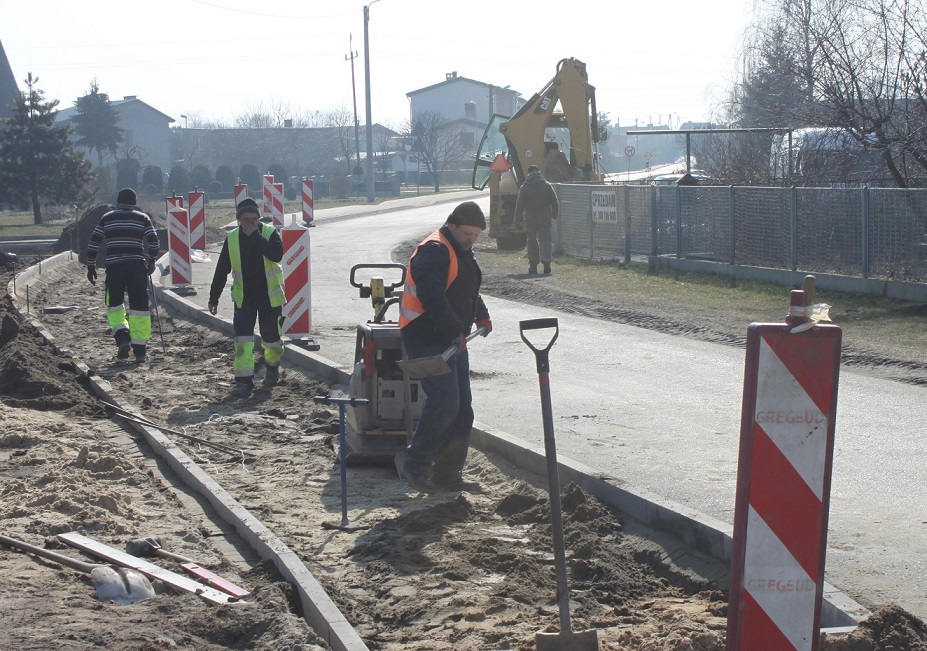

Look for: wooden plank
[181,562,250,598]
[57,532,238,604]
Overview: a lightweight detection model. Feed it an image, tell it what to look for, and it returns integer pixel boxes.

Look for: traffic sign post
[281,216,318,350]
[625,145,636,181]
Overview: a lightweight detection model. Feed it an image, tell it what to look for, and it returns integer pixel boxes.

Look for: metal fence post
[650,185,658,257]
[676,187,683,258]
[861,186,870,279]
[729,185,736,265]
[588,190,595,260]
[790,186,798,272]
[624,185,631,264]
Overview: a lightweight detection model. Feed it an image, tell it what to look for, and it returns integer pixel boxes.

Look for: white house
[405,71,523,183]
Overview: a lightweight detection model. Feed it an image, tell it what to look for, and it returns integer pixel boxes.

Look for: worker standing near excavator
[208,198,285,398]
[514,165,560,275]
[398,201,492,492]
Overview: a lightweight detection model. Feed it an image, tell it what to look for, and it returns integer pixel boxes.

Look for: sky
[3,0,755,130]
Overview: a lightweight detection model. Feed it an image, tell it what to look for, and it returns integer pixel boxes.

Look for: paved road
[182,191,927,621]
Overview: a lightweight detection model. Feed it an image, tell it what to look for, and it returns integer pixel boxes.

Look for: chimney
[446,71,457,80]
[123,95,137,100]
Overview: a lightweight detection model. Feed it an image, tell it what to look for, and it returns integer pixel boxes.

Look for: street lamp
[180,114,188,128]
[363,0,382,203]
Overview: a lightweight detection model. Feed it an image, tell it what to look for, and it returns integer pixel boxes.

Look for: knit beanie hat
[446,201,486,230]
[236,198,260,217]
[116,188,137,207]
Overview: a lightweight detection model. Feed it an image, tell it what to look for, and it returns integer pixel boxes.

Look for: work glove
[147,260,156,275]
[86,265,96,285]
[476,318,492,337]
[453,334,467,353]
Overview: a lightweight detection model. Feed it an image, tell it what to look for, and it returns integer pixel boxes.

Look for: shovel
[519,318,598,651]
[396,325,487,378]
[0,533,155,605]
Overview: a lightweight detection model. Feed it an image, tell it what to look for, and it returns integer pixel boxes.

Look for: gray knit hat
[116,188,137,207]
[236,198,260,217]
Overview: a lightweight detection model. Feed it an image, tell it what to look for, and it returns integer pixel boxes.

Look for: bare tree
[324,106,358,175]
[408,111,468,192]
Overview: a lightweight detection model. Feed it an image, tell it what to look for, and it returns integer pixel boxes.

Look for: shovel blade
[535,628,598,651]
[396,356,450,378]
[91,566,155,605]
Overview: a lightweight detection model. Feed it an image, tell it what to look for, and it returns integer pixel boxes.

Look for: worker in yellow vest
[208,198,285,398]
[398,201,492,491]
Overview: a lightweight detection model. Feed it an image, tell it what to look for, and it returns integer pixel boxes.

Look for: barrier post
[271,182,285,228]
[726,277,841,651]
[234,182,248,206]
[167,208,196,295]
[167,206,195,295]
[281,215,318,350]
[302,177,314,225]
[165,192,184,214]
[188,187,206,250]
[262,174,274,217]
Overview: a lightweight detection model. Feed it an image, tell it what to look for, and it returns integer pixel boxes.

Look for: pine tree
[0,73,95,224]
[71,80,123,193]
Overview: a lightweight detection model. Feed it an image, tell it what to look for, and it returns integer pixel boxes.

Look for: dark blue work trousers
[403,342,474,480]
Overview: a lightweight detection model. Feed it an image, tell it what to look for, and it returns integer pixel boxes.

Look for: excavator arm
[471,57,603,248]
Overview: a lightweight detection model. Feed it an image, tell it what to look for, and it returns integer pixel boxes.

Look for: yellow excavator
[471,57,605,249]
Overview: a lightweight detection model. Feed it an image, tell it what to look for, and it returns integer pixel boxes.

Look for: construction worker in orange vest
[398,201,492,492]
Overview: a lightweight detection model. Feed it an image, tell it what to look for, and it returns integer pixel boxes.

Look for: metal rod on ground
[313,395,370,531]
[148,274,166,353]
[519,317,598,651]
[98,399,243,457]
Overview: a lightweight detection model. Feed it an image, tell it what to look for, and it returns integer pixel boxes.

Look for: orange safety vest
[398,229,458,329]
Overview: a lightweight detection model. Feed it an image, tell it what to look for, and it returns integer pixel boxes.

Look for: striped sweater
[87,207,161,268]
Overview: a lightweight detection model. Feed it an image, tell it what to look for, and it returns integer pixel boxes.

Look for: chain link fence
[554,184,927,284]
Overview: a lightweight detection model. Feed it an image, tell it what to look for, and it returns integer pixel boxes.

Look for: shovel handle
[440,325,488,362]
[519,318,559,372]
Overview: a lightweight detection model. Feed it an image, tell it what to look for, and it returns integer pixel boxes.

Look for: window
[464,101,476,120]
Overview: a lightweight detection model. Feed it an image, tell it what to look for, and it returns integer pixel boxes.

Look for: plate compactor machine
[343,263,423,463]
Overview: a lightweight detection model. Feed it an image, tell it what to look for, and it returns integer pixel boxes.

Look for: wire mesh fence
[553,183,927,282]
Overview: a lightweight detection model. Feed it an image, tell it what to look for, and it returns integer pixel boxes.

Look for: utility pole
[346,35,361,178]
[363,0,381,203]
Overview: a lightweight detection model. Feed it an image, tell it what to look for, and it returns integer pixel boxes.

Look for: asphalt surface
[176,190,927,622]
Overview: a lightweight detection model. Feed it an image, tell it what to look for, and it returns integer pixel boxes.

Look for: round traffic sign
[624,146,636,157]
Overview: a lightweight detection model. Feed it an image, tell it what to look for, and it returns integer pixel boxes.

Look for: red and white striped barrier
[167,206,193,288]
[262,174,274,216]
[234,183,248,207]
[726,286,842,651]
[301,178,314,224]
[281,216,311,338]
[271,182,285,228]
[165,192,184,214]
[188,187,206,250]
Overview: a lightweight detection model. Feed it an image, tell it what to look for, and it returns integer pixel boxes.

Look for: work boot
[264,364,280,387]
[230,381,253,398]
[528,264,538,275]
[401,460,438,492]
[134,351,147,364]
[116,333,132,360]
[543,262,552,275]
